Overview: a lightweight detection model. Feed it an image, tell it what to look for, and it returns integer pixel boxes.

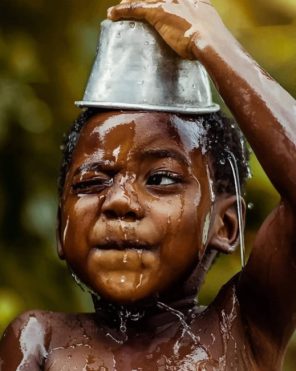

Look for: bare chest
[44,323,257,371]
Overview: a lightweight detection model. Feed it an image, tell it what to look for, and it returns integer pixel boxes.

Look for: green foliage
[0,0,295,368]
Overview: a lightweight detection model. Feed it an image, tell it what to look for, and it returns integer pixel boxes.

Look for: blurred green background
[0,0,295,368]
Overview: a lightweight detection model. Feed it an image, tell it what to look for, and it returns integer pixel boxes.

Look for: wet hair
[58,108,250,197]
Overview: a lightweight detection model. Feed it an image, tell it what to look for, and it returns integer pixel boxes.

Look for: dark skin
[1,0,296,369]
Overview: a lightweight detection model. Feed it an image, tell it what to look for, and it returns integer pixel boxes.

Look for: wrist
[191,27,240,70]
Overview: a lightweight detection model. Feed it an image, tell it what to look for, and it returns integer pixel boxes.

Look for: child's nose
[101,178,144,221]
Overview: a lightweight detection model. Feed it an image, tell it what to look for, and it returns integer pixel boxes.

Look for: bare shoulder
[0,310,94,370]
[0,310,48,370]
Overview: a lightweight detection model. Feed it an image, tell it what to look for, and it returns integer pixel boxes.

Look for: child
[1,0,295,369]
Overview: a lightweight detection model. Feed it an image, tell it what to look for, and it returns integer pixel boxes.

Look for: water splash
[104,305,147,344]
[70,271,101,300]
[226,151,245,268]
[218,286,239,369]
[156,301,199,345]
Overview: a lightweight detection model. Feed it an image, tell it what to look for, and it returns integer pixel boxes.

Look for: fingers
[108,1,161,22]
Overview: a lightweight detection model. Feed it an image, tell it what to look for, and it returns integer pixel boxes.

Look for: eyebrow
[73,161,115,176]
[141,149,190,166]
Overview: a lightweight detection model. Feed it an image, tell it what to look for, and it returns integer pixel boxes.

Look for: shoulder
[0,310,46,369]
[1,309,57,341]
[0,309,58,349]
[0,310,85,370]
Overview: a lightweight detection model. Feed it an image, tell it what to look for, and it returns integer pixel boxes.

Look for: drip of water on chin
[226,151,246,268]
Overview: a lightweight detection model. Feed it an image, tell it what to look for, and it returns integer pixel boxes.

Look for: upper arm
[238,199,296,351]
[0,311,47,370]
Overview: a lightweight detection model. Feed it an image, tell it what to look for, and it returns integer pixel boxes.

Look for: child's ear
[208,195,246,254]
[56,205,65,260]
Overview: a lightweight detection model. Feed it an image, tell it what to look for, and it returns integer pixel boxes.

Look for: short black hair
[58,109,250,197]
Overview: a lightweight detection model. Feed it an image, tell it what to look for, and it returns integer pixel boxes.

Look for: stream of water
[226,151,246,268]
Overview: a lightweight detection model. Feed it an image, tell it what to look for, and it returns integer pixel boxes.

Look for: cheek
[172,196,202,247]
[148,192,203,254]
[61,195,102,256]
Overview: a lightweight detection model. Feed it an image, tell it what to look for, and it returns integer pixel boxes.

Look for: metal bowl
[75,20,220,114]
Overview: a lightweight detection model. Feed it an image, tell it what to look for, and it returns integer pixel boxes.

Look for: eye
[71,177,112,194]
[146,172,182,186]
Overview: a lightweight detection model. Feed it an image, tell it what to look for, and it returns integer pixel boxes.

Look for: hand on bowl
[107,0,222,60]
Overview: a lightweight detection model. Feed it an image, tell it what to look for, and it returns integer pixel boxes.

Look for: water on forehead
[87,112,206,157]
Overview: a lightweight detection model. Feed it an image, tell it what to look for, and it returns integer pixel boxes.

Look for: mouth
[95,239,154,251]
[89,239,159,275]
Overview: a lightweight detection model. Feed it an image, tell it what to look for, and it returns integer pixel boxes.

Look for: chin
[96,286,153,305]
[91,272,157,304]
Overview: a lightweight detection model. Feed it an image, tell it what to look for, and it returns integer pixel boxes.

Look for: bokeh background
[0,0,295,368]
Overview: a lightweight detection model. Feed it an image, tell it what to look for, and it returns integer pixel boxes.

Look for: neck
[92,291,198,331]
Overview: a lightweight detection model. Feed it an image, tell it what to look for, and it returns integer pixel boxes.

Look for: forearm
[193,29,296,204]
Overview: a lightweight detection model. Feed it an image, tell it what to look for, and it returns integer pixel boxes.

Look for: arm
[108,0,296,353]
[108,1,296,203]
[0,311,47,370]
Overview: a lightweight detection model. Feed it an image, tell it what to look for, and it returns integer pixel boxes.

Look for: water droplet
[247,167,253,179]
[136,273,143,289]
[247,202,254,210]
[220,158,226,165]
[129,21,136,29]
[120,324,127,333]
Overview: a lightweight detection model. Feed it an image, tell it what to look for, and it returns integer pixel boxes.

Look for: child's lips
[95,239,155,251]
[89,242,158,271]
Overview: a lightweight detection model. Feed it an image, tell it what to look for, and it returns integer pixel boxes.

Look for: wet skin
[1,111,294,371]
[0,112,250,370]
[1,0,296,370]
[59,112,214,304]
[0,283,258,370]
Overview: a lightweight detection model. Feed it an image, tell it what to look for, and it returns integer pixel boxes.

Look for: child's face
[60,111,213,303]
